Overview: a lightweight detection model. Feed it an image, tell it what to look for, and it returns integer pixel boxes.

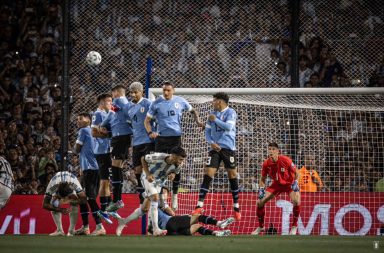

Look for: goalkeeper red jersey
[262,155,296,186]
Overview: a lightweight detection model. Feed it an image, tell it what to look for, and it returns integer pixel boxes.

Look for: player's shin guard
[79,203,89,226]
[172,173,181,194]
[198,175,213,204]
[256,206,265,228]
[150,201,159,230]
[69,205,78,233]
[229,178,240,211]
[88,199,102,224]
[198,215,218,225]
[111,166,123,202]
[292,205,300,227]
[51,211,63,232]
[100,196,109,212]
[197,227,213,235]
[135,173,145,204]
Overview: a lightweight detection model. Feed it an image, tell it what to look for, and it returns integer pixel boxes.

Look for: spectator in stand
[298,155,323,192]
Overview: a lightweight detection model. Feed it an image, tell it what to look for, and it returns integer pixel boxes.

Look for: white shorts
[141,173,161,198]
[0,184,12,210]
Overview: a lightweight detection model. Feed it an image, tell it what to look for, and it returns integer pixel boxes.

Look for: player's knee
[227,169,237,179]
[292,199,300,206]
[257,200,265,208]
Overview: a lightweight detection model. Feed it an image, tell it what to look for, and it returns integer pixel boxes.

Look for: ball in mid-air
[86,51,102,66]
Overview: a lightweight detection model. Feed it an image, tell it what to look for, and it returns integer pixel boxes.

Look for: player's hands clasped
[291,180,300,192]
[211,143,221,152]
[208,114,216,121]
[258,188,265,200]
[147,174,155,183]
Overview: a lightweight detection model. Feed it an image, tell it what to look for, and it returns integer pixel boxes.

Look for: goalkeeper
[251,143,301,235]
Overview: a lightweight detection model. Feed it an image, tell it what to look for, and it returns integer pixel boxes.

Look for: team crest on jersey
[281,167,285,172]
[230,157,235,163]
[92,115,96,122]
[140,107,145,113]
[175,102,179,109]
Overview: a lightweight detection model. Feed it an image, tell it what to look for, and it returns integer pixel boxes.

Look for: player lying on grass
[116,192,234,237]
[42,171,87,236]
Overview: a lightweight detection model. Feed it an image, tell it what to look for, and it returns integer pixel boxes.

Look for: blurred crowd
[0,0,383,194]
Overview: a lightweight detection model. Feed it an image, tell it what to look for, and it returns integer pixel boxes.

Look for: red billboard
[1,193,383,235]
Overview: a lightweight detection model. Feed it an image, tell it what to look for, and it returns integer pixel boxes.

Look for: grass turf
[0,235,381,253]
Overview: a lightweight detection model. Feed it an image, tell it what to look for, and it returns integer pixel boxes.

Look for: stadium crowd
[0,0,383,195]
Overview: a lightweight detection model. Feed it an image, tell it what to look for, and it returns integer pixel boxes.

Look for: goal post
[149,87,384,235]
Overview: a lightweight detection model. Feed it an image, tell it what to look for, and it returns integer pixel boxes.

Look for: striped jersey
[45,171,83,197]
[0,156,14,190]
[144,153,180,187]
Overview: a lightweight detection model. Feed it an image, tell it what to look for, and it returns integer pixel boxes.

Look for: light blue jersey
[147,95,192,137]
[76,126,99,170]
[91,109,111,154]
[157,208,172,230]
[101,96,132,137]
[127,98,154,146]
[144,153,180,187]
[205,107,237,151]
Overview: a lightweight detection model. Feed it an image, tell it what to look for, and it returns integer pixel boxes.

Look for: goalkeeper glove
[258,188,265,200]
[291,180,300,192]
[171,194,178,211]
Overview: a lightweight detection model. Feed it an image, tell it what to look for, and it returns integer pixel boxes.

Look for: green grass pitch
[0,235,381,253]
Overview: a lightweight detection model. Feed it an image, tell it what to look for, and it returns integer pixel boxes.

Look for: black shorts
[132,143,155,167]
[166,215,192,236]
[81,170,100,199]
[155,136,181,153]
[95,153,112,180]
[206,149,237,169]
[110,135,131,160]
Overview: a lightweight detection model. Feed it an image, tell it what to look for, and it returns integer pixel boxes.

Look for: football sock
[229,178,240,211]
[69,205,78,232]
[135,173,145,204]
[112,166,123,202]
[124,207,144,224]
[150,201,159,230]
[88,199,101,224]
[51,211,63,232]
[79,203,89,226]
[257,206,265,228]
[292,205,300,227]
[172,173,181,194]
[100,196,109,212]
[198,175,212,204]
[197,227,213,235]
[198,215,217,225]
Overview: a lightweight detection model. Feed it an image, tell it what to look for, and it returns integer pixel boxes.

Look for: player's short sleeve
[76,128,86,145]
[181,97,192,112]
[261,160,268,177]
[226,109,237,125]
[91,112,102,128]
[147,101,157,118]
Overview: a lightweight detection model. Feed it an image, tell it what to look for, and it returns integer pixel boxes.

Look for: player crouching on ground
[42,171,87,236]
[116,186,234,236]
[251,142,301,235]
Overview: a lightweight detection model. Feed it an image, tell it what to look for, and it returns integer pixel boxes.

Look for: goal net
[151,88,384,235]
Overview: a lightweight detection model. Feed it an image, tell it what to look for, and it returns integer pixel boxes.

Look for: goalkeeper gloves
[258,188,265,200]
[291,180,300,192]
[171,194,178,211]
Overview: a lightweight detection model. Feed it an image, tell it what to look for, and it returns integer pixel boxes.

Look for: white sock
[51,211,63,232]
[197,201,204,208]
[150,201,159,230]
[69,205,78,232]
[124,208,144,224]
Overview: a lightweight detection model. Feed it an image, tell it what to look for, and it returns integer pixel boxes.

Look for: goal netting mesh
[155,89,384,235]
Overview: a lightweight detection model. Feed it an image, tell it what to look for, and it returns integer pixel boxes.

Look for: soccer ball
[86,51,102,66]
